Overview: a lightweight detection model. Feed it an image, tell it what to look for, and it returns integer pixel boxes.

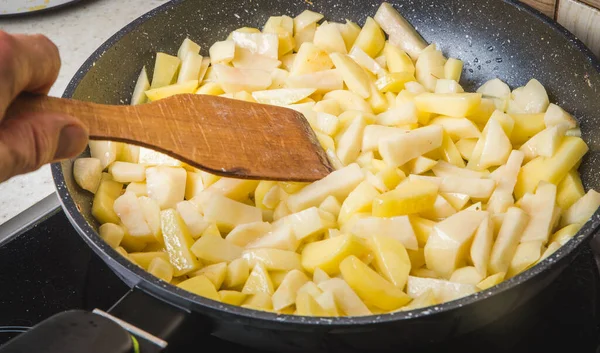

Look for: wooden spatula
[6,93,334,182]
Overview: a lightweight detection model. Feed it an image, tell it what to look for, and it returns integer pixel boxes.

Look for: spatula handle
[6,93,141,142]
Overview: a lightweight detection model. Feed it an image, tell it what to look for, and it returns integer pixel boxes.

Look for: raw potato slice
[146,166,187,210]
[175,201,209,239]
[519,182,556,243]
[560,189,600,227]
[362,125,408,152]
[178,275,220,301]
[512,79,549,114]
[415,48,446,91]
[242,263,274,296]
[374,3,426,60]
[177,37,201,60]
[224,258,250,289]
[225,222,272,247]
[232,48,281,71]
[301,234,368,275]
[323,90,373,113]
[109,162,146,183]
[476,272,505,290]
[287,163,364,212]
[330,53,371,98]
[383,41,414,74]
[252,88,316,105]
[318,278,371,316]
[242,292,273,311]
[177,53,203,83]
[276,207,336,241]
[131,67,150,105]
[313,23,347,54]
[372,179,439,217]
[340,255,411,311]
[444,58,463,82]
[191,233,243,264]
[351,17,385,58]
[213,64,272,93]
[519,124,567,162]
[368,235,411,288]
[507,240,544,278]
[246,223,299,251]
[242,248,301,272]
[376,102,418,126]
[220,291,248,306]
[379,125,444,167]
[349,46,385,75]
[449,266,484,285]
[150,52,180,89]
[92,174,123,225]
[424,210,486,278]
[544,103,577,129]
[557,170,585,210]
[138,147,183,167]
[271,270,310,310]
[286,69,343,94]
[375,72,415,93]
[201,193,262,232]
[468,118,512,170]
[113,192,153,242]
[294,10,324,32]
[336,20,362,51]
[231,32,278,59]
[336,114,367,166]
[74,158,103,193]
[99,223,125,249]
[514,137,588,199]
[489,207,530,274]
[429,116,480,141]
[160,209,202,276]
[89,141,118,169]
[145,80,198,101]
[407,276,476,303]
[193,262,227,290]
[206,178,259,202]
[349,216,418,250]
[415,93,482,118]
[470,214,493,277]
[291,42,334,75]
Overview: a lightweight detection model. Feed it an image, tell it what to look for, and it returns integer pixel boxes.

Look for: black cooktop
[0,194,599,353]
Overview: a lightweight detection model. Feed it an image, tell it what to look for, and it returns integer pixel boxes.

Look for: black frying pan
[33,0,600,351]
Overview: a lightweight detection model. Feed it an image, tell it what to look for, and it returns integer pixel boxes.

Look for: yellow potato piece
[150,52,181,89]
[509,113,546,145]
[206,178,259,202]
[128,251,170,269]
[409,216,435,247]
[224,258,250,289]
[514,137,588,199]
[352,17,385,57]
[190,232,243,264]
[368,235,411,289]
[193,262,227,290]
[383,42,414,75]
[340,255,411,311]
[242,248,302,272]
[161,209,202,276]
[145,80,198,101]
[219,290,248,306]
[476,272,506,290]
[242,293,273,312]
[301,234,368,275]
[549,223,581,245]
[92,175,123,225]
[296,291,330,316]
[177,275,220,301]
[242,263,275,296]
[375,72,415,93]
[557,169,585,210]
[272,270,310,311]
[444,58,463,81]
[414,93,482,118]
[372,179,438,217]
[338,181,380,224]
[148,257,174,282]
[330,53,371,98]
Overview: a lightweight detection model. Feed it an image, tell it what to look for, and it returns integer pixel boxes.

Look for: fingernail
[54,124,89,160]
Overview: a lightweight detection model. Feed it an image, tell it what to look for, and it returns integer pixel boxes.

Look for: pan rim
[52,0,600,327]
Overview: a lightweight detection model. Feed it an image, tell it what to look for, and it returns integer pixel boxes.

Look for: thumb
[0,112,88,182]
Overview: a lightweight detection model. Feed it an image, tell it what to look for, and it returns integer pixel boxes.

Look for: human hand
[0,31,88,183]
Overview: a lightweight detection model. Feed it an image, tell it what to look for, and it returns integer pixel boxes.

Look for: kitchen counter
[0,0,598,226]
[0,0,169,225]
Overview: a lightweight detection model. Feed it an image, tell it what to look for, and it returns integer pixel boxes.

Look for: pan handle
[0,286,209,352]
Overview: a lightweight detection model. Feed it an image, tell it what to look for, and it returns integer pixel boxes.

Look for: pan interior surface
[53,0,600,328]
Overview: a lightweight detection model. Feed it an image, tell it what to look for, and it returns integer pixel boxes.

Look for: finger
[0,113,88,183]
[0,31,61,117]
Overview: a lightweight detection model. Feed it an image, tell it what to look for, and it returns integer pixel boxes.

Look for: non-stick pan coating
[52,0,600,351]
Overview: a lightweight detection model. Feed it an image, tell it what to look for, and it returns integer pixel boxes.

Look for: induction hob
[0,194,598,353]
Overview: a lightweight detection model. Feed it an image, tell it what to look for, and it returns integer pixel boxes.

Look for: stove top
[0,194,599,353]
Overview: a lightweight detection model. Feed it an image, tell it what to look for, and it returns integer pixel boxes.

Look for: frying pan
[38,0,600,351]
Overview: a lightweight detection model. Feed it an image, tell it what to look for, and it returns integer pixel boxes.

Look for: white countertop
[0,0,170,225]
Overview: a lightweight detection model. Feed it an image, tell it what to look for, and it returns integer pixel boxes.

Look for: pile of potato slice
[72,2,600,316]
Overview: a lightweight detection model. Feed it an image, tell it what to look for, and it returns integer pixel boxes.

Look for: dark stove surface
[0,198,599,352]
